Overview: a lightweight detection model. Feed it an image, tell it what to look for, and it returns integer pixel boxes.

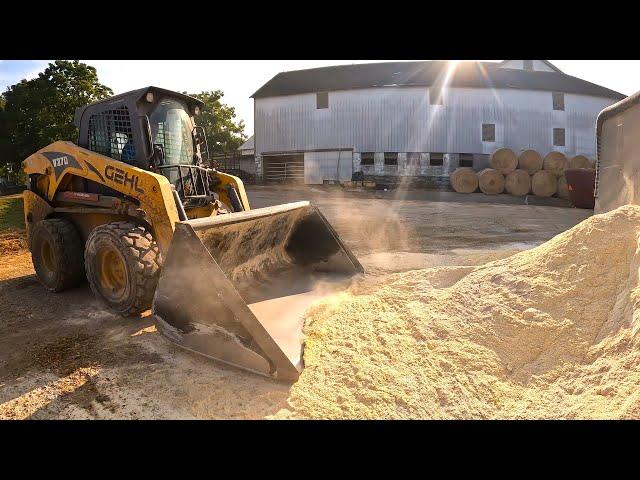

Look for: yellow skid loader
[22,87,363,381]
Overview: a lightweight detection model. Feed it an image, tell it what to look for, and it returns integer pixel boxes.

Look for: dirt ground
[0,186,591,419]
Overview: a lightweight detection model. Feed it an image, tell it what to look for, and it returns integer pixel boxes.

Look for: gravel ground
[0,186,591,419]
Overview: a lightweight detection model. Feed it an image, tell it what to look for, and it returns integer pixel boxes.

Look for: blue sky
[0,60,49,89]
[1,60,638,136]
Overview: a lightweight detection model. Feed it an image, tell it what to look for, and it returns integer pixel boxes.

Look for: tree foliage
[187,90,247,154]
[0,95,14,170]
[1,60,112,166]
[0,61,247,173]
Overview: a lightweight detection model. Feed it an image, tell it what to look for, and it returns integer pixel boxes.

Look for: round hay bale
[543,151,568,177]
[450,167,478,194]
[557,176,569,199]
[517,149,543,175]
[478,168,505,195]
[567,155,593,170]
[505,169,531,196]
[531,170,558,197]
[489,148,518,175]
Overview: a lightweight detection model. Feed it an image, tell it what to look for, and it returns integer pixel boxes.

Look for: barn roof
[497,60,564,73]
[251,61,625,100]
[238,135,254,151]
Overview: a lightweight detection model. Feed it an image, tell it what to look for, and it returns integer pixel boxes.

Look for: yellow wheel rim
[40,239,54,275]
[97,247,128,301]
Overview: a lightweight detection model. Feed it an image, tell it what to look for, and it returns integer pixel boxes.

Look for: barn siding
[254,86,618,182]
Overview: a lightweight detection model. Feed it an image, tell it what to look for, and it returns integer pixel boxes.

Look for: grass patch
[0,195,25,231]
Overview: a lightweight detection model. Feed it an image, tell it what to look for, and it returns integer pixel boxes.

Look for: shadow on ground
[0,272,291,419]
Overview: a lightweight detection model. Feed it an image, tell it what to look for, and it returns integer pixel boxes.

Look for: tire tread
[31,218,85,292]
[85,221,161,316]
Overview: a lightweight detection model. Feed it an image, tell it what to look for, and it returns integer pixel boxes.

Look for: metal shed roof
[251,61,625,100]
[238,134,254,151]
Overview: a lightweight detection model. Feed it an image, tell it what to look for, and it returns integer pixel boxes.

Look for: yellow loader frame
[22,140,249,255]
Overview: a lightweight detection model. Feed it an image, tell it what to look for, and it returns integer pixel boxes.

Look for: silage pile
[274,205,640,419]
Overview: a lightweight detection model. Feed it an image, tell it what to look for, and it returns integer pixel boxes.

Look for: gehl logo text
[104,165,145,194]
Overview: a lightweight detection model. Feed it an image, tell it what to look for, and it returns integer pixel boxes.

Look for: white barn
[250,60,625,184]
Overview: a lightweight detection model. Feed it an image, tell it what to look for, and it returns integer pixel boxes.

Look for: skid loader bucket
[152,201,364,381]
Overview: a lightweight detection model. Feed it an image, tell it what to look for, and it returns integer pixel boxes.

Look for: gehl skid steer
[22,87,363,381]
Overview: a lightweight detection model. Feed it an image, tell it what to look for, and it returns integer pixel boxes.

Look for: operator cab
[74,86,215,209]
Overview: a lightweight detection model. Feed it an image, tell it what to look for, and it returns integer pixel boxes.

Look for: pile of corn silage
[272,205,640,419]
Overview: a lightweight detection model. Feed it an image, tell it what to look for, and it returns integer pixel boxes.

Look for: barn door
[262,155,305,182]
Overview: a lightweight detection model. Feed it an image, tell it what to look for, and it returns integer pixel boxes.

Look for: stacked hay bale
[478,168,505,195]
[505,169,531,196]
[557,176,570,199]
[517,149,543,175]
[450,148,595,200]
[450,167,479,193]
[490,148,518,175]
[483,148,534,197]
[543,151,568,177]
[568,155,593,170]
[495,149,541,197]
[532,170,558,197]
[450,148,515,195]
[451,148,517,195]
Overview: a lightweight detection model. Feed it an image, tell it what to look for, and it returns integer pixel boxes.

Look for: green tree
[0,96,24,183]
[0,95,15,168]
[2,60,112,167]
[187,90,247,154]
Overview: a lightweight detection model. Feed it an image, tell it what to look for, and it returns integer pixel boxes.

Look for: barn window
[430,153,444,166]
[553,128,565,146]
[360,152,374,165]
[459,153,473,167]
[552,92,565,111]
[316,92,329,109]
[524,60,533,71]
[482,123,496,142]
[429,88,443,105]
[384,153,398,166]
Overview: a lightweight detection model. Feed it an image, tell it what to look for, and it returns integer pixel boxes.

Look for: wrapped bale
[557,176,569,199]
[543,151,568,177]
[505,169,531,196]
[517,149,543,175]
[532,170,558,197]
[567,155,593,170]
[478,168,505,195]
[450,167,479,194]
[489,148,518,175]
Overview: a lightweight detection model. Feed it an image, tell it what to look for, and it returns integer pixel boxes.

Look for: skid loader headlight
[145,92,154,103]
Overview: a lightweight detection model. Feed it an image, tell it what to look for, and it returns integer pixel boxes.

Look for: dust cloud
[324,200,411,255]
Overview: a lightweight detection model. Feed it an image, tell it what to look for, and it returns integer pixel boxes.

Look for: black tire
[84,221,161,316]
[31,218,85,292]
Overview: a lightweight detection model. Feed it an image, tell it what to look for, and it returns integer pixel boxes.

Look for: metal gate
[263,155,304,182]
